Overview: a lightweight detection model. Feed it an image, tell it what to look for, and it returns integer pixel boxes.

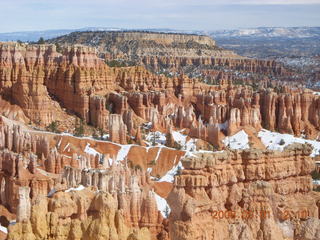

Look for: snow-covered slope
[258,129,320,157]
[2,26,319,43]
[157,161,184,183]
[0,224,7,234]
[0,27,205,42]
[65,185,85,192]
[211,27,320,38]
[222,130,250,150]
[154,192,171,218]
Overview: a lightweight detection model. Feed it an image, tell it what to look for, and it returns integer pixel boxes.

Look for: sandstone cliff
[0,30,320,240]
[168,143,320,240]
[48,31,286,77]
[1,41,320,152]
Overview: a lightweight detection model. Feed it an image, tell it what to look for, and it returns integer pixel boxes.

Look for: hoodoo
[0,29,319,240]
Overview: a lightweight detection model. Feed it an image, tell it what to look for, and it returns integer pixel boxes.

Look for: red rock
[167,143,320,240]
[109,114,127,144]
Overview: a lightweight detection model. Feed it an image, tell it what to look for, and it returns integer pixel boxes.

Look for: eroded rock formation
[48,31,286,76]
[1,41,319,146]
[167,143,320,240]
[1,37,320,240]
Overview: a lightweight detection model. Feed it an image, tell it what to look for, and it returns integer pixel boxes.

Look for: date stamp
[212,209,271,220]
[282,210,310,220]
[211,209,310,220]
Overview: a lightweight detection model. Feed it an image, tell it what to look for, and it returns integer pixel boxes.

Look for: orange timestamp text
[212,209,271,220]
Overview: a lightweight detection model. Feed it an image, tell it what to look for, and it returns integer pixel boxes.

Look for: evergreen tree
[74,119,84,137]
[165,131,174,148]
[164,205,170,218]
[37,37,45,44]
[55,42,63,53]
[98,128,105,140]
[46,121,60,133]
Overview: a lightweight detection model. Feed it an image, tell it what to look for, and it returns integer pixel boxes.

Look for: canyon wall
[0,110,319,240]
[168,143,320,240]
[0,118,175,239]
[194,86,320,139]
[1,42,320,149]
[48,31,286,76]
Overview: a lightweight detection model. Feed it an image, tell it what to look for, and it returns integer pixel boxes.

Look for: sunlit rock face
[167,144,320,240]
[0,36,320,240]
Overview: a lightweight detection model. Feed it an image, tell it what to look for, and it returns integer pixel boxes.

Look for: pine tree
[165,131,175,148]
[46,121,60,133]
[37,37,45,44]
[164,205,170,218]
[98,128,105,140]
[74,119,84,137]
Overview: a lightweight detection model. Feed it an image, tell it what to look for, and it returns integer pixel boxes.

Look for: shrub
[106,60,126,67]
[134,164,142,171]
[151,132,160,146]
[100,154,105,164]
[148,159,156,166]
[37,37,45,44]
[74,119,85,137]
[311,170,320,180]
[176,165,182,176]
[35,118,41,126]
[165,132,174,148]
[127,160,133,168]
[279,139,286,146]
[164,205,170,218]
[174,142,183,150]
[92,129,99,139]
[98,128,105,139]
[46,121,60,133]
[55,43,63,53]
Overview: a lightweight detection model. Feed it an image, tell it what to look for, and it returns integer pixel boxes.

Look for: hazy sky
[0,0,320,32]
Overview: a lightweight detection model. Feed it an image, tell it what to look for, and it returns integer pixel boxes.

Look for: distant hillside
[46,30,243,76]
[210,27,320,38]
[0,27,204,42]
[1,26,319,58]
[0,29,75,42]
[209,27,320,58]
[47,30,221,56]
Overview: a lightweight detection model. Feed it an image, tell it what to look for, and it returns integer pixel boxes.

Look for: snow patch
[154,192,171,218]
[157,160,183,183]
[56,138,62,149]
[108,157,113,167]
[258,129,320,157]
[143,122,153,130]
[63,143,70,152]
[218,121,228,131]
[313,180,320,185]
[84,143,101,157]
[154,147,162,162]
[65,185,85,192]
[172,130,187,146]
[145,131,166,146]
[0,225,7,234]
[47,188,56,197]
[172,130,197,153]
[223,130,249,150]
[116,145,132,163]
[9,220,16,225]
